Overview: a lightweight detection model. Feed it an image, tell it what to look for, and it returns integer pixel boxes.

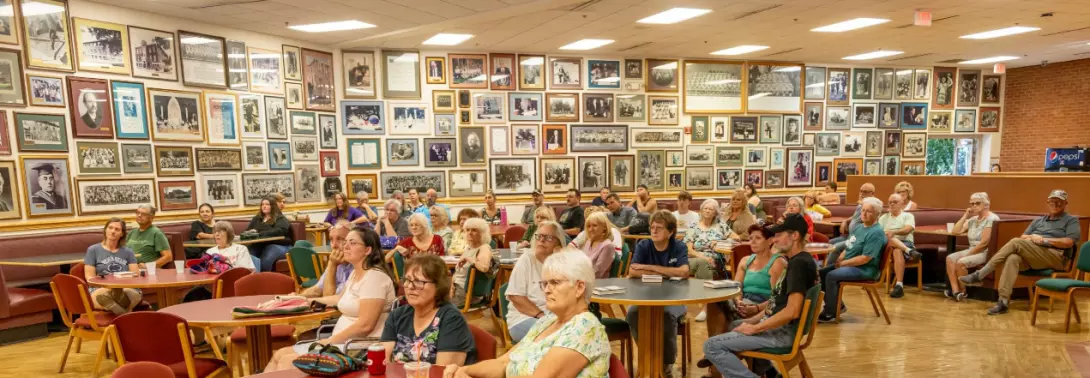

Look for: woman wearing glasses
[505,221,567,343]
[381,254,476,366]
[945,192,999,301]
[447,249,610,378]
[265,227,397,371]
[895,181,918,212]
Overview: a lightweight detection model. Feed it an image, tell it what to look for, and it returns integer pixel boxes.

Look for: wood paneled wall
[845,175,1090,216]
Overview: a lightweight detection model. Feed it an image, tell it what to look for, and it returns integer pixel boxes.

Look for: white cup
[509,242,517,252]
[174,260,185,274]
[946,222,955,233]
[144,262,157,276]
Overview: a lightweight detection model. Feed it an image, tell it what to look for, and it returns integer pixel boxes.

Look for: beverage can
[366,343,386,375]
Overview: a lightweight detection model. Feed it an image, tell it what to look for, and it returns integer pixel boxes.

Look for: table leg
[158,288,177,308]
[246,324,273,373]
[635,306,665,378]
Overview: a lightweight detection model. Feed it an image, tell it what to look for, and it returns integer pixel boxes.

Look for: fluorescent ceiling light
[960,26,1040,39]
[812,18,889,32]
[959,56,1019,64]
[11,2,64,16]
[288,20,375,33]
[638,8,712,24]
[842,50,904,60]
[710,45,769,56]
[422,33,474,46]
[559,39,614,50]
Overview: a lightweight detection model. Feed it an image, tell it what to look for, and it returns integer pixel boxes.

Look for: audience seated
[323,192,366,228]
[829,182,876,246]
[945,192,999,301]
[186,203,216,259]
[960,190,1082,315]
[129,204,173,268]
[721,191,757,240]
[378,199,412,238]
[519,207,557,249]
[301,222,353,297]
[449,209,480,256]
[881,194,917,298]
[204,221,256,271]
[522,190,546,225]
[804,191,832,220]
[703,224,787,352]
[480,190,503,225]
[390,213,445,259]
[592,187,610,207]
[245,197,294,272]
[604,193,638,233]
[627,211,689,376]
[780,196,814,241]
[817,182,842,205]
[391,190,411,219]
[744,184,766,220]
[506,221,567,342]
[354,190,380,224]
[431,206,454,251]
[673,191,699,233]
[451,218,494,306]
[426,187,452,219]
[628,184,659,214]
[406,188,429,220]
[685,199,730,285]
[84,218,142,315]
[382,254,476,366]
[558,189,586,237]
[819,197,887,322]
[894,181,918,212]
[570,206,624,255]
[574,212,616,278]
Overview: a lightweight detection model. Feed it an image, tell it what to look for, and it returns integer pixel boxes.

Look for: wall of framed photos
[0,0,1006,234]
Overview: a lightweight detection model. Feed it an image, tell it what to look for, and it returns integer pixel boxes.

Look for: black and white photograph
[902,161,924,176]
[195,148,242,171]
[745,147,766,168]
[717,146,746,168]
[895,69,913,100]
[15,113,67,153]
[178,31,227,88]
[490,158,536,194]
[577,156,607,192]
[571,125,628,152]
[286,82,303,109]
[154,146,193,176]
[201,174,239,207]
[346,174,376,199]
[933,67,956,109]
[686,145,715,166]
[265,96,288,139]
[745,170,763,188]
[379,171,445,199]
[222,41,248,92]
[243,141,266,170]
[545,93,579,122]
[320,151,339,177]
[865,131,883,157]
[765,170,784,189]
[425,56,445,84]
[646,58,678,92]
[827,68,849,105]
[450,53,487,89]
[683,61,743,113]
[804,103,823,131]
[583,93,613,122]
[301,48,335,112]
[666,170,683,191]
[248,46,282,94]
[883,156,900,175]
[884,131,902,156]
[22,0,73,71]
[685,166,713,191]
[954,109,977,132]
[449,170,487,197]
[149,89,203,142]
[129,26,177,81]
[509,92,542,121]
[758,115,782,144]
[424,138,456,168]
[609,155,634,192]
[982,75,1002,104]
[0,0,16,46]
[928,111,952,133]
[386,138,419,167]
[435,114,455,137]
[914,69,930,100]
[540,158,575,192]
[518,54,544,90]
[319,114,336,149]
[342,50,374,98]
[631,127,683,148]
[979,107,1001,132]
[852,103,876,128]
[825,106,850,130]
[716,169,743,190]
[878,102,899,129]
[290,110,316,136]
[76,141,119,175]
[157,180,196,211]
[851,68,872,100]
[28,74,64,107]
[873,68,893,100]
[804,66,826,100]
[239,94,264,139]
[842,132,864,157]
[341,100,383,135]
[323,178,343,202]
[624,59,642,80]
[648,96,678,125]
[834,159,861,184]
[786,148,813,187]
[902,133,927,158]
[292,136,318,161]
[473,93,505,123]
[587,59,620,89]
[460,126,486,165]
[243,173,295,206]
[783,115,802,145]
[0,162,18,220]
[549,56,581,90]
[295,164,321,203]
[511,125,538,155]
[748,63,802,112]
[121,144,153,174]
[543,125,566,154]
[75,178,153,215]
[816,132,841,156]
[864,159,881,176]
[957,69,980,107]
[637,150,665,191]
[283,45,301,81]
[389,103,429,134]
[730,116,758,143]
[616,94,646,122]
[268,141,292,170]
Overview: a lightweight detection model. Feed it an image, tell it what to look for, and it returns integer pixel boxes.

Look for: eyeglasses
[969,201,983,206]
[402,279,434,289]
[537,278,571,291]
[343,239,364,248]
[135,212,152,217]
[649,225,667,232]
[860,190,875,194]
[533,234,556,242]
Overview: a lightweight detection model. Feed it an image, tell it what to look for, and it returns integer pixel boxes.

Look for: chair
[812,233,830,244]
[468,324,497,361]
[459,267,505,347]
[212,268,253,299]
[110,361,175,378]
[834,245,892,324]
[1031,242,1090,332]
[729,243,755,279]
[620,242,632,277]
[504,225,527,246]
[294,240,315,249]
[233,272,296,295]
[497,283,514,346]
[738,285,823,378]
[608,354,629,378]
[228,272,297,374]
[886,248,923,293]
[50,274,114,376]
[678,316,692,377]
[107,312,229,378]
[70,263,87,279]
[390,252,407,282]
[286,246,323,290]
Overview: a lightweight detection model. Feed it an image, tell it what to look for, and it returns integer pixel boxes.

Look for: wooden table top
[183,236,285,248]
[87,270,218,289]
[0,252,86,267]
[489,225,509,236]
[813,216,849,226]
[249,362,446,377]
[306,224,330,232]
[590,278,741,306]
[159,295,337,327]
[915,224,966,236]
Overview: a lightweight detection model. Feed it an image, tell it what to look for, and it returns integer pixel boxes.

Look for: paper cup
[946,223,955,233]
[509,242,517,252]
[174,260,185,274]
[144,262,156,276]
[403,361,431,378]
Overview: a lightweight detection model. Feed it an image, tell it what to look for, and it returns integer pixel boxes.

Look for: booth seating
[159,218,305,274]
[0,268,56,344]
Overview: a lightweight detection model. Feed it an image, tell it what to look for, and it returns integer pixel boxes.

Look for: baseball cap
[767,213,809,237]
[532,189,543,196]
[1048,190,1068,201]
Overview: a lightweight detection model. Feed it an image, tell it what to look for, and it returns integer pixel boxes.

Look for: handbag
[291,339,368,377]
[188,254,232,274]
[380,236,399,250]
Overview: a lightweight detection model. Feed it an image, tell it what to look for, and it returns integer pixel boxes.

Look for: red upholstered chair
[812,233,830,244]
[468,324,497,361]
[503,225,527,246]
[69,263,87,280]
[233,272,296,295]
[227,272,297,374]
[107,312,228,378]
[110,361,175,378]
[50,273,114,376]
[608,354,629,378]
[213,268,253,299]
[729,243,755,278]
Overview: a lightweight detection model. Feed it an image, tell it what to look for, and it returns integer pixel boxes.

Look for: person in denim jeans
[626,211,689,377]
[826,182,876,259]
[245,196,293,272]
[818,197,887,323]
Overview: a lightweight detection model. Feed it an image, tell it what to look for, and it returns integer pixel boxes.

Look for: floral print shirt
[505,312,609,378]
[382,302,476,365]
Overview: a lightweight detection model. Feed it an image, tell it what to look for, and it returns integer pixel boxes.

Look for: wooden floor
[2,288,1086,378]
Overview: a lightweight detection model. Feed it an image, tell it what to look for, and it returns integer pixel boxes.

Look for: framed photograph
[316,113,336,149]
[301,48,334,111]
[342,50,375,98]
[518,54,545,90]
[877,103,899,129]
[928,111,952,133]
[932,66,956,110]
[432,90,455,114]
[113,81,150,139]
[583,93,613,122]
[765,170,784,189]
[661,149,681,167]
[27,74,64,107]
[636,150,665,191]
[647,96,678,125]
[490,53,516,90]
[804,66,825,100]
[865,131,883,157]
[978,107,1001,132]
[802,133,815,147]
[381,50,421,99]
[864,159,881,175]
[459,127,487,165]
[247,46,282,94]
[289,110,316,136]
[449,53,487,89]
[154,145,193,176]
[0,0,17,45]
[587,59,620,89]
[770,147,786,169]
[121,144,153,174]
[577,156,607,192]
[434,114,455,137]
[645,58,679,92]
[243,172,295,205]
[0,160,18,219]
[177,31,226,88]
[511,124,539,155]
[833,158,862,186]
[851,68,872,100]
[346,173,378,200]
[540,157,575,193]
[67,76,114,138]
[490,157,537,195]
[631,127,682,148]
[225,40,248,91]
[488,125,509,156]
[884,131,902,156]
[267,141,292,170]
[902,132,927,158]
[200,174,239,207]
[842,132,865,157]
[873,68,893,100]
[815,162,831,187]
[608,155,635,192]
[957,69,981,107]
[385,138,419,167]
[745,147,767,168]
[295,164,322,203]
[715,146,743,167]
[683,60,744,113]
[826,68,849,106]
[913,69,931,100]
[341,100,384,135]
[388,102,429,134]
[804,102,823,131]
[616,94,645,122]
[20,156,72,217]
[954,109,977,132]
[156,180,197,211]
[549,56,582,90]
[424,56,446,84]
[149,88,203,142]
[744,170,764,189]
[690,116,709,143]
[459,110,470,124]
[75,141,119,175]
[716,169,743,190]
[666,169,684,191]
[15,112,67,152]
[783,115,802,146]
[982,75,1002,105]
[128,26,177,81]
[238,94,264,140]
[473,92,505,124]
[900,102,928,130]
[242,141,266,171]
[685,166,713,191]
[202,91,239,146]
[542,124,567,154]
[757,115,782,144]
[825,106,850,131]
[21,0,73,71]
[422,138,456,168]
[448,170,487,198]
[75,178,153,215]
[292,136,318,161]
[686,145,714,166]
[902,160,925,176]
[282,45,301,81]
[730,116,758,143]
[816,132,840,157]
[195,148,241,171]
[893,69,912,100]
[509,92,542,121]
[545,92,579,122]
[346,138,381,169]
[571,125,627,152]
[264,96,287,139]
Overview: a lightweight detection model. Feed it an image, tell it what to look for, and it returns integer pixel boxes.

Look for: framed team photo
[75,178,154,215]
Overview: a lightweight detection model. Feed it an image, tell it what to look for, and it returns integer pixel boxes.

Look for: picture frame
[804,102,823,131]
[665,169,684,191]
[434,114,455,137]
[901,160,925,176]
[540,157,576,193]
[684,166,713,191]
[510,124,539,155]
[75,177,155,215]
[928,111,952,133]
[583,93,613,122]
[826,68,849,106]
[67,76,114,138]
[541,124,567,154]
[292,136,318,161]
[388,102,429,134]
[342,50,376,98]
[913,69,931,100]
[266,141,292,170]
[715,146,743,167]
[744,169,764,189]
[769,147,786,169]
[128,26,178,81]
[842,132,865,157]
[647,95,679,125]
[448,169,488,198]
[954,109,977,133]
[346,138,381,169]
[282,45,302,81]
[716,169,743,190]
[825,106,850,131]
[616,94,646,122]
[459,126,487,166]
[587,59,621,89]
[458,90,471,108]
[864,158,881,176]
[202,90,239,146]
[745,146,767,168]
[473,92,506,124]
[121,143,153,174]
[549,56,582,90]
[894,69,913,100]
[686,145,714,166]
[645,58,679,93]
[815,132,840,157]
[346,173,379,200]
[978,107,1001,132]
[814,161,831,187]
[0,160,20,220]
[932,66,957,110]
[624,59,643,80]
[765,170,785,189]
[264,96,288,139]
[783,115,802,146]
[178,30,227,88]
[157,180,197,211]
[851,67,873,100]
[631,127,683,148]
[636,150,665,191]
[238,94,264,140]
[804,66,825,100]
[981,75,1002,105]
[423,138,457,168]
[607,155,635,192]
[449,53,488,89]
[803,133,815,147]
[900,102,928,130]
[545,92,579,122]
[509,92,543,121]
[200,173,240,208]
[666,150,684,167]
[318,113,336,149]
[489,125,509,156]
[242,141,267,171]
[195,148,242,171]
[0,0,17,46]
[758,115,783,144]
[15,112,67,152]
[690,116,709,143]
[865,131,883,157]
[730,116,758,143]
[490,53,516,90]
[242,172,295,205]
[75,141,120,175]
[956,69,981,107]
[424,56,446,84]
[381,50,421,99]
[21,0,73,72]
[148,88,203,142]
[341,100,384,135]
[873,68,893,100]
[154,145,193,176]
[571,124,628,152]
[289,110,316,136]
[386,138,419,167]
[902,132,927,158]
[851,103,876,129]
[518,54,545,90]
[683,60,744,113]
[247,46,282,94]
[490,157,537,195]
[27,74,63,108]
[20,155,73,217]
[111,81,149,140]
[884,130,902,156]
[301,48,335,112]
[226,40,248,91]
[432,90,456,114]
[877,103,899,129]
[833,158,863,186]
[577,156,608,192]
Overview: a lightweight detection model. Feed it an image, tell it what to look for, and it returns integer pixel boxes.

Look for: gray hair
[212,221,235,242]
[861,197,884,212]
[356,191,369,201]
[531,221,568,250]
[137,204,157,216]
[383,199,402,211]
[786,196,804,210]
[970,192,990,207]
[699,199,720,221]
[330,219,355,233]
[462,217,491,245]
[408,213,433,236]
[888,193,904,203]
[542,248,596,304]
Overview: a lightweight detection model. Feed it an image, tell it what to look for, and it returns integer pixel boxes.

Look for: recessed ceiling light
[959,56,1019,64]
[637,8,712,24]
[710,45,769,56]
[842,50,904,60]
[812,18,890,32]
[960,26,1040,39]
[288,20,375,33]
[422,33,474,46]
[559,39,614,50]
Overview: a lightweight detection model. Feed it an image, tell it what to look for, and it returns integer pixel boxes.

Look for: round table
[591,278,741,378]
[87,271,217,307]
[306,224,330,246]
[804,243,836,259]
[248,361,446,377]
[160,295,338,373]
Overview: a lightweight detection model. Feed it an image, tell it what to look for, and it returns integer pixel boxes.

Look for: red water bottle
[367,343,386,375]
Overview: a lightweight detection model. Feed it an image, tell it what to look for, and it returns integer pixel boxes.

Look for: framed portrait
[509,92,542,121]
[247,46,282,94]
[884,130,902,156]
[877,103,899,129]
[666,150,684,167]
[75,178,154,215]
[686,145,714,166]
[616,94,645,122]
[540,157,575,193]
[624,59,643,80]
[295,164,322,203]
[434,114,455,137]
[747,62,802,113]
[826,68,849,106]
[684,166,713,191]
[128,26,177,81]
[490,157,537,195]
[458,90,470,108]
[885,157,903,175]
[282,44,301,81]
[490,53,516,90]
[15,112,67,152]
[851,68,872,100]
[341,100,384,135]
[432,90,455,114]
[267,141,292,170]
[343,50,376,98]
[202,90,239,146]
[156,180,197,211]
[518,54,545,90]
[852,103,877,128]
[900,102,928,130]
[316,113,336,149]
[571,124,627,152]
[289,110,316,136]
[648,95,679,125]
[913,69,931,100]
[67,76,114,138]
[200,173,240,208]
[842,132,865,157]
[545,92,579,122]
[301,48,335,111]
[608,155,635,192]
[27,74,63,108]
[224,40,248,91]
[978,107,1001,132]
[75,141,120,175]
[982,75,1002,105]
[459,110,470,125]
[636,150,665,191]
[346,138,381,169]
[195,148,242,171]
[645,58,679,92]
[423,138,456,168]
[902,132,927,158]
[804,66,825,100]
[243,172,295,205]
[449,53,487,89]
[488,125,509,156]
[932,66,957,110]
[745,146,767,168]
[587,59,620,89]
[631,127,682,148]
[448,169,488,198]
[242,141,267,171]
[177,31,226,88]
[424,56,445,84]
[238,94,264,140]
[541,124,567,155]
[954,109,977,132]
[665,169,684,191]
[346,173,378,200]
[549,56,582,90]
[716,169,743,190]
[783,115,802,146]
[459,126,487,166]
[577,156,607,192]
[285,82,303,109]
[744,169,764,189]
[264,96,287,139]
[0,160,19,219]
[473,92,505,124]
[765,170,784,189]
[865,131,883,157]
[902,160,925,176]
[825,106,850,130]
[815,132,840,157]
[21,0,72,71]
[511,124,539,155]
[0,0,17,46]
[769,147,786,169]
[832,158,862,186]
[292,136,318,161]
[715,146,743,167]
[690,116,709,143]
[110,81,149,139]
[583,93,613,122]
[804,102,823,131]
[873,68,893,100]
[385,138,419,167]
[683,60,744,113]
[758,115,782,144]
[155,146,193,176]
[148,88,203,142]
[730,116,758,143]
[0,49,27,106]
[864,159,881,176]
[957,69,981,107]
[928,111,952,133]
[121,143,153,174]
[20,156,73,217]
[785,148,813,187]
[815,162,831,187]
[388,102,429,134]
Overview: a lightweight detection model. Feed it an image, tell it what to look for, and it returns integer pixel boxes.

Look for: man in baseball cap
[521,189,545,225]
[961,189,1081,315]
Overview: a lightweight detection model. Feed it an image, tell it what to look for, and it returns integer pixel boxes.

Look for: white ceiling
[91,0,1090,67]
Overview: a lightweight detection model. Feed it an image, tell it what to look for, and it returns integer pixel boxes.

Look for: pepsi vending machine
[1044,147,1089,172]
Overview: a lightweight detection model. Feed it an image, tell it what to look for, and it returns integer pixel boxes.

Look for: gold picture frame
[71,18,131,75]
[424,56,446,84]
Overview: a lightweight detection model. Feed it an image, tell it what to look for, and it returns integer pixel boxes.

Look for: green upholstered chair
[285,247,321,290]
[1031,242,1090,332]
[498,283,513,346]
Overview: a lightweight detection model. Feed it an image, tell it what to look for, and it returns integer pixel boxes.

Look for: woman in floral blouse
[381,255,475,366]
[388,213,446,260]
[685,199,731,322]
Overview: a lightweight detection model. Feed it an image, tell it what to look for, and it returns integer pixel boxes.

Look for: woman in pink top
[575,212,617,278]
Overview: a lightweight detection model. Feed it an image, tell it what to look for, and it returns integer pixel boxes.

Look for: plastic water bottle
[499,207,508,225]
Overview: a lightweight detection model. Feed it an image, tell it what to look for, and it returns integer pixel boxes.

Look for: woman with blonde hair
[804,190,832,219]
[517,206,557,248]
[577,212,616,278]
[389,213,445,259]
[721,191,757,240]
[895,181,918,211]
[448,208,480,256]
[570,206,623,255]
[431,206,454,250]
[451,218,494,306]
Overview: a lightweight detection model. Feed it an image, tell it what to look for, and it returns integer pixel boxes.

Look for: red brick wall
[1001,58,1090,171]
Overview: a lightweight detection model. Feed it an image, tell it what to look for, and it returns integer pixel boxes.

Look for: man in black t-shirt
[702,214,818,378]
[558,188,585,237]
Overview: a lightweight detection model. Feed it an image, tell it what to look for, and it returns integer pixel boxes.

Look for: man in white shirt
[880,193,917,299]
[672,191,699,234]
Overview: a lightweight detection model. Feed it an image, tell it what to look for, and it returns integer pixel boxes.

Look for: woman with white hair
[451,218,494,307]
[686,199,729,322]
[448,249,609,378]
[505,221,568,343]
[389,213,445,259]
[378,199,411,238]
[722,191,757,241]
[779,196,814,241]
[945,192,999,301]
[204,221,256,271]
[575,212,616,278]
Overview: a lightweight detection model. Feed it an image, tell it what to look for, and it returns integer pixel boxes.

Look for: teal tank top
[741,253,781,298]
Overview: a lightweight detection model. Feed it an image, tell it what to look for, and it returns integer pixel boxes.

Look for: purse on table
[292,339,368,377]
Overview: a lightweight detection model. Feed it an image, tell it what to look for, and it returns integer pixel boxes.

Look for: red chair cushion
[112,361,175,378]
[73,312,118,329]
[229,324,295,343]
[166,357,227,378]
[8,287,57,317]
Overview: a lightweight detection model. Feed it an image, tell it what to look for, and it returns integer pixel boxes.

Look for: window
[926,137,978,176]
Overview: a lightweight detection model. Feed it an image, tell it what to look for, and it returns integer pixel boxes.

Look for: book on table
[593,286,626,295]
[704,279,741,289]
[641,274,663,283]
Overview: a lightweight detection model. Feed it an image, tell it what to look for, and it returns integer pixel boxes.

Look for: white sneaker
[695,310,707,322]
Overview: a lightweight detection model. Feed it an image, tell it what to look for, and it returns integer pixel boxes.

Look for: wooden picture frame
[301,48,335,112]
[74,177,155,215]
[424,56,446,84]
[541,124,567,155]
[342,50,376,98]
[154,145,194,176]
[449,53,488,89]
[177,30,227,89]
[21,0,73,72]
[489,53,516,90]
[645,58,679,93]
[157,180,198,211]
[67,76,114,138]
[549,56,582,90]
[128,26,178,82]
[517,54,545,90]
[14,112,68,152]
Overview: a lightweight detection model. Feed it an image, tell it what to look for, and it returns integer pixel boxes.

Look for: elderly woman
[804,190,832,220]
[128,204,173,267]
[267,228,397,371]
[895,181,918,211]
[245,197,294,272]
[780,196,814,241]
[391,190,411,219]
[480,190,503,225]
[186,203,216,259]
[85,218,141,315]
[355,191,379,223]
[570,206,623,255]
[324,192,366,227]
[722,191,757,241]
[431,206,455,250]
[204,221,256,271]
[451,218,494,307]
[382,255,476,366]
[449,209,480,256]
[945,192,999,301]
[574,212,616,278]
[449,250,610,378]
[506,221,567,343]
[379,199,411,238]
[518,207,557,248]
[390,213,446,259]
[685,199,730,322]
